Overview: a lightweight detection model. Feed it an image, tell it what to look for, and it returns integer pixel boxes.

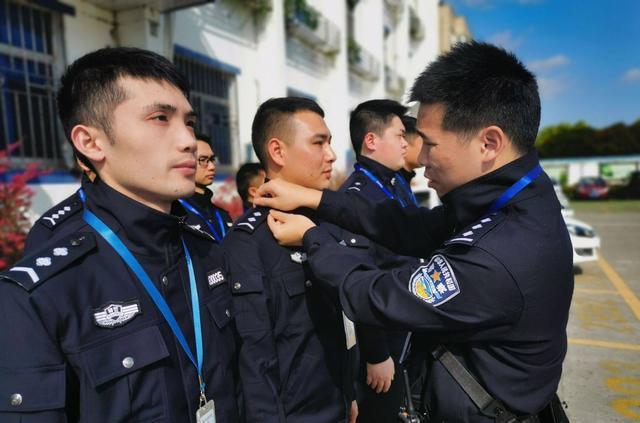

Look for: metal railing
[286,5,341,54]
[385,65,405,95]
[0,0,63,166]
[348,40,381,81]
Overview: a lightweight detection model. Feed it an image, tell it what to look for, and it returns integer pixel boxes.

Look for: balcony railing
[409,7,425,41]
[348,39,381,81]
[238,0,272,14]
[385,66,405,94]
[286,2,341,54]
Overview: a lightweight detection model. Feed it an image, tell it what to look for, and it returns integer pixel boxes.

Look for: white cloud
[537,76,567,100]
[621,68,640,84]
[528,54,570,72]
[487,30,525,51]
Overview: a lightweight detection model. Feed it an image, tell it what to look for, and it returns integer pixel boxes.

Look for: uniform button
[305,280,313,288]
[122,357,135,369]
[9,393,22,406]
[225,309,231,318]
[70,238,81,246]
[350,238,356,244]
[233,282,242,290]
[161,276,168,286]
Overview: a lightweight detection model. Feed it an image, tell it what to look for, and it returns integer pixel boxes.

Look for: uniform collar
[441,150,542,229]
[398,168,416,184]
[84,178,187,257]
[189,188,214,211]
[357,155,398,186]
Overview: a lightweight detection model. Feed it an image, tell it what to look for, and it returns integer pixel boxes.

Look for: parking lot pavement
[560,208,640,422]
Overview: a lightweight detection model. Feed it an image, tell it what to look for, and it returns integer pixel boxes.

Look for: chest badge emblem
[93,300,141,328]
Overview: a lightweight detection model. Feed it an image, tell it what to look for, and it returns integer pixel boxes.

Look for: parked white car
[564,215,601,264]
[552,181,600,264]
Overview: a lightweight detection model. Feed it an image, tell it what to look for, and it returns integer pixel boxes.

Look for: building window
[0,0,62,165]
[174,50,235,166]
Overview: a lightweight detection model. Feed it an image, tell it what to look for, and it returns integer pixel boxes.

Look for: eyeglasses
[197,156,216,167]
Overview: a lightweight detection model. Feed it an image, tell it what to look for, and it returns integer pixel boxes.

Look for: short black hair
[349,99,408,155]
[409,41,540,153]
[401,115,417,137]
[251,97,324,166]
[57,47,190,169]
[195,133,211,145]
[236,162,264,205]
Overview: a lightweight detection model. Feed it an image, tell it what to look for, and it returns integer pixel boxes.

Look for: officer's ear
[362,132,377,153]
[70,124,107,165]
[478,125,507,163]
[266,137,287,168]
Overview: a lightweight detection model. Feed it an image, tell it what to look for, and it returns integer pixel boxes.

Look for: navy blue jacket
[183,189,233,241]
[339,157,423,364]
[222,207,361,423]
[0,180,239,422]
[301,151,574,421]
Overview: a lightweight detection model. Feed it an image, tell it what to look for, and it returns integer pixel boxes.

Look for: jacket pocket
[0,364,66,412]
[79,325,169,421]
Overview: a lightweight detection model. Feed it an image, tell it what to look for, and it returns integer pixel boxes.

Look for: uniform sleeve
[302,226,524,342]
[357,325,390,364]
[222,235,286,422]
[0,282,68,422]
[317,189,454,257]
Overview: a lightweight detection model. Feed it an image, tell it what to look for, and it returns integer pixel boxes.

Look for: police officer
[398,116,424,187]
[342,99,422,423]
[181,135,233,241]
[223,97,358,422]
[0,47,239,422]
[235,162,266,212]
[254,42,573,422]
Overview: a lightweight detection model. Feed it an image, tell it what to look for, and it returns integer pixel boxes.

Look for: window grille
[0,0,62,166]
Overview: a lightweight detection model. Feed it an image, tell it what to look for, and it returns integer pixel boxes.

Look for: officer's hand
[348,400,358,423]
[254,179,322,211]
[267,210,316,246]
[366,357,395,394]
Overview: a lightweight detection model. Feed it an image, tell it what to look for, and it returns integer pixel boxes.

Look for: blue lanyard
[394,172,419,207]
[178,199,226,242]
[487,164,544,214]
[80,196,206,397]
[354,163,407,208]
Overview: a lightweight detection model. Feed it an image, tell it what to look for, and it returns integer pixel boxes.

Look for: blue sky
[447,0,640,130]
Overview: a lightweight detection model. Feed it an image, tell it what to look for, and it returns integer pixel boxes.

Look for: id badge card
[196,399,216,423]
[342,311,357,350]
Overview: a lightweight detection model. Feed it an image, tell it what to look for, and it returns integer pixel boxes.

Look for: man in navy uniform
[398,115,424,188]
[341,99,420,423]
[223,97,358,422]
[0,47,239,422]
[181,134,233,241]
[254,42,573,422]
[235,162,265,212]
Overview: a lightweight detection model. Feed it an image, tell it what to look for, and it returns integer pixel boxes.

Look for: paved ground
[560,202,640,422]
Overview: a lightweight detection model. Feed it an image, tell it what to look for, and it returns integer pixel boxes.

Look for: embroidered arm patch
[409,254,460,307]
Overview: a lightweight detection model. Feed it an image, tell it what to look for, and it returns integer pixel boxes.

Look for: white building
[1,0,440,217]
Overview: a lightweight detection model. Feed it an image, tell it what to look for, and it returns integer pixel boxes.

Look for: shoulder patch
[36,192,83,230]
[444,212,506,247]
[409,254,460,307]
[0,232,96,292]
[232,207,268,233]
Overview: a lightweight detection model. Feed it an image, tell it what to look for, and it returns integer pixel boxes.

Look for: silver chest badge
[290,251,307,264]
[93,300,141,328]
